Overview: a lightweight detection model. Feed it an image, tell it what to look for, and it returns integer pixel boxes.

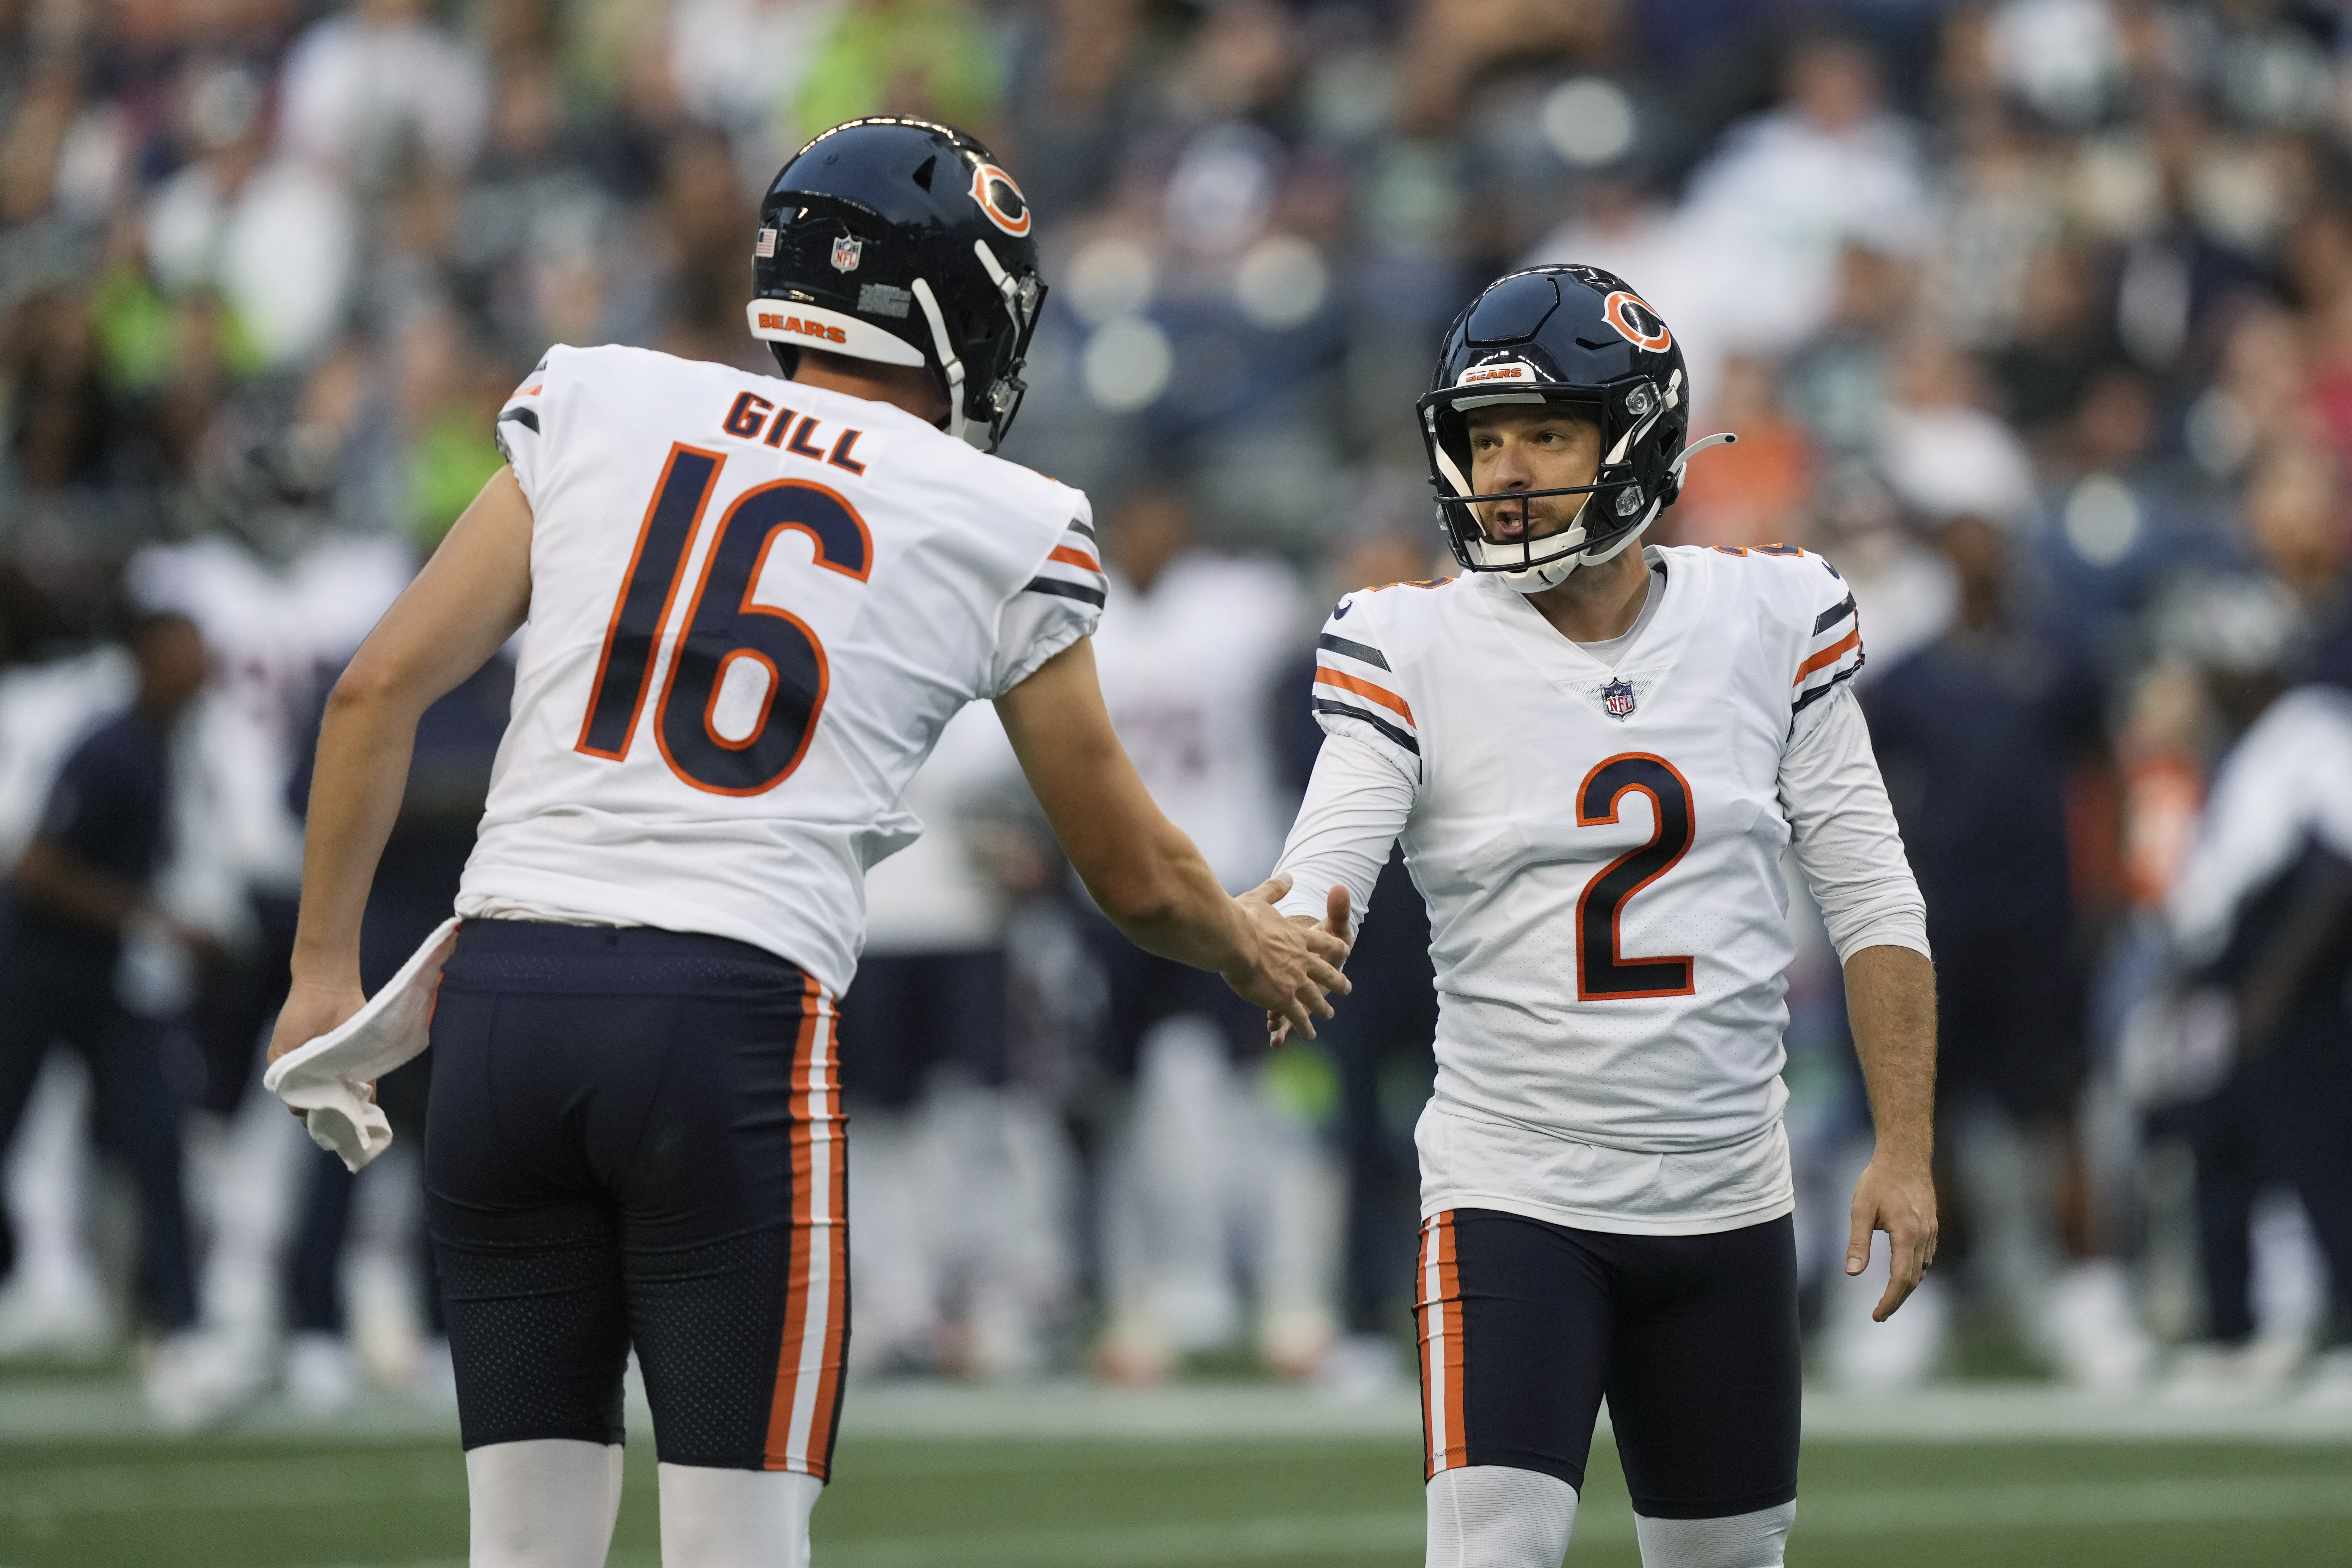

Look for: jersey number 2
[1575,753,1696,1000]
[575,443,871,795]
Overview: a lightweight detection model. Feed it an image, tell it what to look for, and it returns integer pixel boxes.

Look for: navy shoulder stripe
[1789,656,1863,724]
[499,406,540,433]
[1812,593,1856,637]
[1314,697,1420,755]
[1067,517,1097,541]
[1317,632,1390,670]
[1024,576,1107,608]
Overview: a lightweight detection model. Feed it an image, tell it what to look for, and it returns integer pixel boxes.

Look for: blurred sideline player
[265,118,1347,1568]
[1087,481,1338,1378]
[0,614,215,1418]
[280,651,518,1411]
[1270,266,1937,1568]
[131,504,411,1390]
[838,701,1070,1377]
[0,616,136,1363]
[2162,623,2352,1398]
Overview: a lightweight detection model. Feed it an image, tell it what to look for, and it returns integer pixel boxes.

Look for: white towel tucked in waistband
[263,917,461,1172]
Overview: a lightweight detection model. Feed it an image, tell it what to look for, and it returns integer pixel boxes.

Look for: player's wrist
[1865,1135,1932,1174]
[286,949,363,998]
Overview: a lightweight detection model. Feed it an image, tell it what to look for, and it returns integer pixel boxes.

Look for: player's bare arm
[997,637,1351,1039]
[265,466,534,1069]
[1842,942,1939,1320]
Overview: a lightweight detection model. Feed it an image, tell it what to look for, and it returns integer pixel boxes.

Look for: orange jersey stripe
[1047,544,1102,574]
[1315,666,1415,725]
[1793,626,1861,684]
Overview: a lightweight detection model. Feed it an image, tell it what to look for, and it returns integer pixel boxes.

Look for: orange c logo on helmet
[969,162,1031,237]
[1602,291,1672,353]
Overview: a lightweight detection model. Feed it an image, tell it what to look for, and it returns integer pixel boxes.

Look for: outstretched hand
[1224,875,1352,1043]
[1847,1152,1938,1322]
[1263,882,1354,1048]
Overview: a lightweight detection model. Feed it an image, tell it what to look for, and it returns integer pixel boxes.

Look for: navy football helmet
[1418,265,1731,590]
[750,117,1046,452]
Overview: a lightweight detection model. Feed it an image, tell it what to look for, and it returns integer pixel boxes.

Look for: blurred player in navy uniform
[1273,528,1441,1382]
[834,702,1063,1376]
[1859,509,2134,1383]
[265,119,1347,1568]
[0,612,216,1419]
[1271,268,1937,1568]
[1085,476,1331,1378]
[2163,618,2352,1398]
[281,652,516,1409]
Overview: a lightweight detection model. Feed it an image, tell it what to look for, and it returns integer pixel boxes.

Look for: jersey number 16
[575,443,872,796]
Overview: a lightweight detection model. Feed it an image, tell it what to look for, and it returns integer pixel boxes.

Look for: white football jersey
[1285,545,1878,1233]
[456,345,1103,996]
[1089,553,1307,890]
[861,700,1022,955]
[129,531,411,891]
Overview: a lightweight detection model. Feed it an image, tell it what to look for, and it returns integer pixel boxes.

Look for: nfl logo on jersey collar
[831,233,863,273]
[1602,677,1637,719]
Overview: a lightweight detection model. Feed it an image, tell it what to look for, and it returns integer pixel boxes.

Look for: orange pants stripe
[1417,1211,1469,1478]
[764,976,849,1476]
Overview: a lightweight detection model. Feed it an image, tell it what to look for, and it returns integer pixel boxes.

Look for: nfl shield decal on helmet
[1601,677,1637,719]
[830,233,863,273]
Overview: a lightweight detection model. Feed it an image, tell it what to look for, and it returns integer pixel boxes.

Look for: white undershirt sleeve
[1778,684,1932,965]
[1271,733,1417,937]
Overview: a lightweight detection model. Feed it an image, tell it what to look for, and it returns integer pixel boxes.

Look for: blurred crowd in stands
[2,0,2351,1425]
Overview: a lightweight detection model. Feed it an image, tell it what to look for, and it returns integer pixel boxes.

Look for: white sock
[465,1440,623,1568]
[657,1463,822,1567]
[1425,1465,1578,1568]
[1633,1500,1796,1568]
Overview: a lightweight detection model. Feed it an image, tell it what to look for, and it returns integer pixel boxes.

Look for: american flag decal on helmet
[1602,678,1637,719]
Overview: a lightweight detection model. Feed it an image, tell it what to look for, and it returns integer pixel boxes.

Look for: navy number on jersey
[1573,753,1696,1000]
[578,443,872,795]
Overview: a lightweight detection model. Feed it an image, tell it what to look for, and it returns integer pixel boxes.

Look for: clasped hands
[1226,877,1353,1048]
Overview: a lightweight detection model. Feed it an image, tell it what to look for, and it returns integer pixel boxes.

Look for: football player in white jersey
[263,119,1348,1568]
[1084,480,1330,1376]
[1269,266,1938,1568]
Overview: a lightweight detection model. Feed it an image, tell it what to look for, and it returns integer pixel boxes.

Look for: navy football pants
[425,920,848,1476]
[1416,1209,1799,1519]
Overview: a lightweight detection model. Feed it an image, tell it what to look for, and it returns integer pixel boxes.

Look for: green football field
[4,1413,2351,1568]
